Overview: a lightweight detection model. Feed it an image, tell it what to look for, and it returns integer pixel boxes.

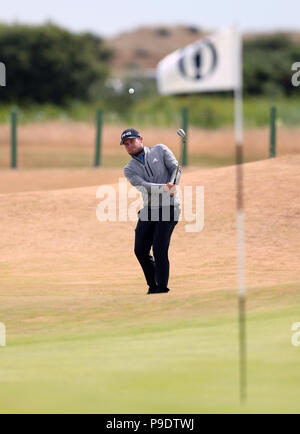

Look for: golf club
[169,129,186,196]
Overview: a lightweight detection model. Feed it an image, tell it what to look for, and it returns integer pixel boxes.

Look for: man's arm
[160,145,182,185]
[124,167,165,193]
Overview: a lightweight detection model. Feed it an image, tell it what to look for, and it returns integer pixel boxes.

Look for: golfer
[122,128,181,294]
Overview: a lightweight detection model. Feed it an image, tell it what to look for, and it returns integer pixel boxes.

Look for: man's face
[122,137,143,156]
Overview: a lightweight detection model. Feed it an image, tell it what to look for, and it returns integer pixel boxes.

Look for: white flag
[157,27,241,95]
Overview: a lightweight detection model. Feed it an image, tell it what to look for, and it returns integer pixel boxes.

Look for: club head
[177,129,186,138]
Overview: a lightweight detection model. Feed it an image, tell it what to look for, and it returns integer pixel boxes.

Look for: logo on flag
[178,39,218,82]
[157,27,240,95]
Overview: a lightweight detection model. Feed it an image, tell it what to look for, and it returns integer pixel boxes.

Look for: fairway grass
[0,282,300,414]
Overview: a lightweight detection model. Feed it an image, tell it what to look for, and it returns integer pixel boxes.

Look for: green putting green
[1,282,299,413]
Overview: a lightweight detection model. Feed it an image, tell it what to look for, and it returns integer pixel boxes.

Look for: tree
[0,22,112,104]
[243,34,300,97]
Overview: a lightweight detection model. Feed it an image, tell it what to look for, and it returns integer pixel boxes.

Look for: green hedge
[1,96,299,128]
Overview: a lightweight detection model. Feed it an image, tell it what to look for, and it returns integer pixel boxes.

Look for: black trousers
[134,206,179,290]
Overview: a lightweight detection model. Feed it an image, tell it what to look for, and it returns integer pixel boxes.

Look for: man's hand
[164,182,177,196]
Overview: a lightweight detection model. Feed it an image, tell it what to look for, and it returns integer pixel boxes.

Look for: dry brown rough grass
[0,121,299,170]
[0,155,299,300]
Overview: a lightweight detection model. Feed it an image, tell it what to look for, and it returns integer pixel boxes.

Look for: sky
[1,0,299,38]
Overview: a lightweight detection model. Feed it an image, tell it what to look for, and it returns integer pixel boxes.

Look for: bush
[185,26,202,34]
[0,22,112,104]
[243,34,300,97]
[156,28,171,37]
[1,96,300,129]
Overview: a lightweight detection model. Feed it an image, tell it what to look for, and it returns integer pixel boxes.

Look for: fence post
[11,108,17,169]
[181,107,188,166]
[270,106,277,158]
[94,109,102,167]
